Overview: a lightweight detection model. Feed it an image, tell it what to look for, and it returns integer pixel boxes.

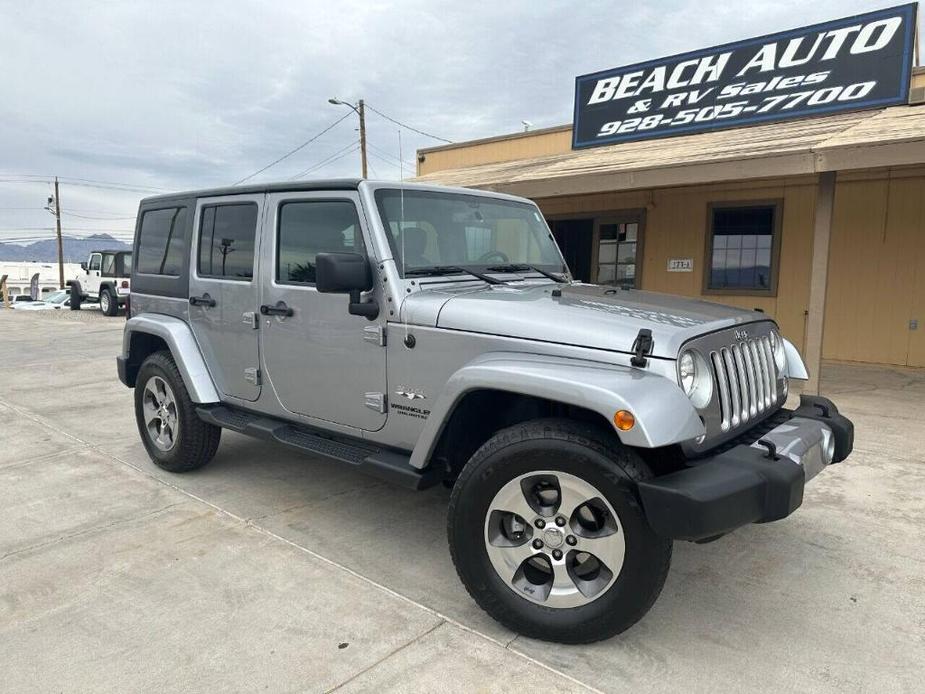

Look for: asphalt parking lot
[1,309,923,693]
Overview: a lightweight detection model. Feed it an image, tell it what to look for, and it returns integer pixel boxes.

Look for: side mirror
[315,252,379,319]
[80,262,88,272]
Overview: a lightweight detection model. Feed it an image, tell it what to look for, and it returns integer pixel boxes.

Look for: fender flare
[409,352,705,469]
[781,337,809,380]
[122,314,220,403]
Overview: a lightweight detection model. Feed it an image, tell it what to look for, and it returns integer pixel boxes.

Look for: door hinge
[244,367,261,385]
[363,324,387,346]
[242,311,259,329]
[364,392,386,413]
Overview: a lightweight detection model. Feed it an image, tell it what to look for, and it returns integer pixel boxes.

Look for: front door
[85,252,102,296]
[188,194,264,402]
[260,192,387,431]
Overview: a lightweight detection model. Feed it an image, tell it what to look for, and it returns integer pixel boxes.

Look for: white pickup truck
[68,250,132,316]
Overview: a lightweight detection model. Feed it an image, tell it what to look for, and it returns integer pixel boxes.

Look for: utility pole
[357,99,368,179]
[46,177,65,289]
[328,98,368,178]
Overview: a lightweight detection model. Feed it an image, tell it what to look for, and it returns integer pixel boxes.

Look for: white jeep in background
[68,250,132,316]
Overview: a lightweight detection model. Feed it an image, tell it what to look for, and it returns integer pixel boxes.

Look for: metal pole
[358,99,368,179]
[54,177,64,289]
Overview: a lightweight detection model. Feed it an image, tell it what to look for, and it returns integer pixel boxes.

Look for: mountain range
[0,234,132,262]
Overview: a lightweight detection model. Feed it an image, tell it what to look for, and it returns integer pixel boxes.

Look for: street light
[329,98,367,178]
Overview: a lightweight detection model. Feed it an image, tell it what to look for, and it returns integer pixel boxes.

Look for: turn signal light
[613,410,635,431]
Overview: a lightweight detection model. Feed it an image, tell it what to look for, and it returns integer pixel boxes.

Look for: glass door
[595,214,643,288]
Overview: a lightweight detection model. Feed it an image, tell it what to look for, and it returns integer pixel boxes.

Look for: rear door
[259,191,387,431]
[188,194,264,402]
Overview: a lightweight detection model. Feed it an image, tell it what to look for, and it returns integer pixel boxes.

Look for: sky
[0,0,918,245]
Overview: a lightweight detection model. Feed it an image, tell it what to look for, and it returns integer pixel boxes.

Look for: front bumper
[638,395,853,541]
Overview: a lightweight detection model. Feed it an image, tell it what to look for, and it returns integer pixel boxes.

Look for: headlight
[678,350,713,409]
[769,330,787,371]
[679,352,696,395]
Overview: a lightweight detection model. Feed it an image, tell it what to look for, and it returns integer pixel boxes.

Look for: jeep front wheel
[100,287,117,316]
[134,351,221,472]
[447,418,672,644]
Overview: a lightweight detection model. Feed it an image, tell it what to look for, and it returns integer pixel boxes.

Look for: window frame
[274,197,366,288]
[702,199,783,298]
[196,201,260,282]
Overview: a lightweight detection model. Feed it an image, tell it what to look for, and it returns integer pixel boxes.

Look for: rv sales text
[586,15,901,105]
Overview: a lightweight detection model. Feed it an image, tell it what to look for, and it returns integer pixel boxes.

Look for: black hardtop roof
[140,178,363,205]
[90,249,132,255]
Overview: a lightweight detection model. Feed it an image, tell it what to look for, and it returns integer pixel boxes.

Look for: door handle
[260,302,294,317]
[189,293,216,307]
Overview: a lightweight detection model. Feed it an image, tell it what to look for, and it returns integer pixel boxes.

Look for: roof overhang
[414,104,925,197]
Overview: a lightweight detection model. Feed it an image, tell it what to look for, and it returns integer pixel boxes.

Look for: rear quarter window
[137,207,188,276]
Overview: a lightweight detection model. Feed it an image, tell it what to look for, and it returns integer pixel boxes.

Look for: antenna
[398,129,408,340]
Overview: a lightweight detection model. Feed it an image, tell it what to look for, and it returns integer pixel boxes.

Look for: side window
[89,254,101,271]
[198,203,259,280]
[101,254,115,277]
[137,207,188,275]
[277,200,363,284]
[706,204,779,293]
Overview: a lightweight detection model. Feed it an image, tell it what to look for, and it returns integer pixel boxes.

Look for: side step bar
[196,405,442,491]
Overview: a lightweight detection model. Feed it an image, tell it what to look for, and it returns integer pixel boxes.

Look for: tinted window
[709,205,776,291]
[137,207,187,275]
[89,254,101,271]
[277,201,362,284]
[197,204,258,280]
[101,254,115,277]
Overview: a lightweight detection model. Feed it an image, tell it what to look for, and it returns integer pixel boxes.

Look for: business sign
[572,4,917,149]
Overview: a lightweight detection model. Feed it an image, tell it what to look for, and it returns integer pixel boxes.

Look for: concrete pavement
[1,309,923,693]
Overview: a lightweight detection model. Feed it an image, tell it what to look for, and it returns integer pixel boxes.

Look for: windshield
[375,189,565,276]
[46,291,68,304]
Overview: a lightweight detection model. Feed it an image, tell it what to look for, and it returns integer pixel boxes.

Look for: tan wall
[418,127,571,175]
[534,169,925,366]
[824,168,925,366]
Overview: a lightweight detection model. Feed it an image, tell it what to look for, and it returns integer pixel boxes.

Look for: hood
[402,282,770,359]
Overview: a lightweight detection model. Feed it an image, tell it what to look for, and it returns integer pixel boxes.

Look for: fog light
[613,410,635,431]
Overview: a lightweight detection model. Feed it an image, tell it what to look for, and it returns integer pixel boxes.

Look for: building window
[276,200,362,285]
[198,203,258,280]
[706,204,779,293]
[137,207,187,276]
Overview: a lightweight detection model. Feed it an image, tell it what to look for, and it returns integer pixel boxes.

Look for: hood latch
[631,329,654,367]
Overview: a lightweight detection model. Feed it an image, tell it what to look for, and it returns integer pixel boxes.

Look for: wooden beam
[804,171,837,395]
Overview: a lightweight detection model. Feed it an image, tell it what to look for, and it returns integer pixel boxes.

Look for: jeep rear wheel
[448,418,672,644]
[134,351,221,472]
[100,287,117,316]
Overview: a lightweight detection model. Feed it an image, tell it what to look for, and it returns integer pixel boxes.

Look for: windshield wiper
[404,265,504,285]
[486,264,568,283]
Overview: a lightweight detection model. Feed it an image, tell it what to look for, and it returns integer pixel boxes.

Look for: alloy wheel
[142,375,179,451]
[484,470,625,608]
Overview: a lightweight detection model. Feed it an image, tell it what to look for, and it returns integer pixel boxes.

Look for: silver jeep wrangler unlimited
[117,179,853,643]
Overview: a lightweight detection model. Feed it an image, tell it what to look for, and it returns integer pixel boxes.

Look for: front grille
[709,335,779,432]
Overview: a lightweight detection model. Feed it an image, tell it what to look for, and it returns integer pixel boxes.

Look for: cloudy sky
[0,0,916,244]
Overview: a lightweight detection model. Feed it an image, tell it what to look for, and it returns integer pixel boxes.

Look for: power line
[0,174,165,193]
[366,141,414,169]
[365,104,453,143]
[234,112,353,185]
[294,145,360,179]
[61,210,137,221]
[290,140,361,179]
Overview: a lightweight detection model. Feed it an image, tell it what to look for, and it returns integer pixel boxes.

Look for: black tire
[448,418,672,644]
[69,283,82,310]
[134,350,221,472]
[100,287,118,316]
